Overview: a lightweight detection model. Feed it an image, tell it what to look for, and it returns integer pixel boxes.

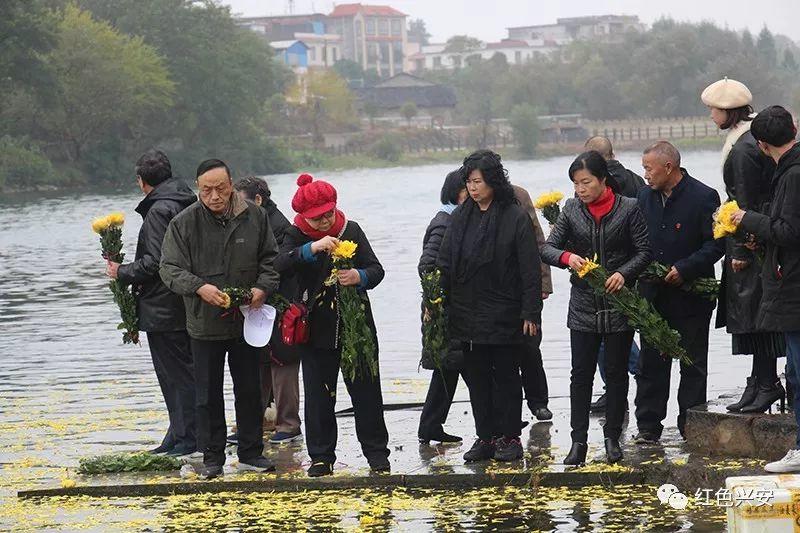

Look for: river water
[0,149,751,530]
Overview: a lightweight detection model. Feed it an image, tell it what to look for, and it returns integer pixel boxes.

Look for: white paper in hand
[241,304,276,348]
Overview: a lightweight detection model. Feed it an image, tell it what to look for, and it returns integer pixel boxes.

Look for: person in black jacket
[436,150,543,463]
[541,151,651,465]
[105,149,198,456]
[634,142,724,442]
[417,168,468,444]
[584,136,644,413]
[275,174,389,477]
[702,78,785,413]
[732,106,800,472]
[234,177,302,445]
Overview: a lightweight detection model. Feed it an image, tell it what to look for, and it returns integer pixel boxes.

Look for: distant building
[236,13,328,41]
[294,32,343,68]
[410,39,558,71]
[326,3,409,77]
[507,15,645,45]
[271,40,310,73]
[355,73,457,126]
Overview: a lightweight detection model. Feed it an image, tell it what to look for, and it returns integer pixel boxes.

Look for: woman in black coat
[703,79,786,413]
[436,150,542,463]
[275,174,389,478]
[417,169,468,444]
[541,151,651,465]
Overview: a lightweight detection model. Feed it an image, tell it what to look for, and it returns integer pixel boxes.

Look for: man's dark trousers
[191,337,264,466]
[519,330,549,411]
[146,331,196,451]
[635,313,711,438]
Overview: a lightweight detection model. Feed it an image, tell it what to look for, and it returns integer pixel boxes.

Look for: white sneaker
[765,449,800,473]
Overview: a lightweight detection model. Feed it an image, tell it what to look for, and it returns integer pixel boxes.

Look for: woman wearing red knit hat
[275,173,390,477]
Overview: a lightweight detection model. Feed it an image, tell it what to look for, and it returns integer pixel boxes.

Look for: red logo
[675,223,681,230]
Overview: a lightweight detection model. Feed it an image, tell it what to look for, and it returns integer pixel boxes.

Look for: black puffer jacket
[418,210,463,370]
[541,195,651,333]
[716,130,777,333]
[117,178,196,332]
[607,159,645,199]
[740,143,800,332]
[275,220,384,351]
[436,199,542,346]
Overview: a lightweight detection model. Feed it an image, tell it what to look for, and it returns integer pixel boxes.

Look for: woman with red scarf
[541,151,651,465]
[274,174,389,477]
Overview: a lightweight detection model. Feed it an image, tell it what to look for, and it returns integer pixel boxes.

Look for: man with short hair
[160,159,280,478]
[634,141,724,442]
[731,106,800,472]
[584,137,646,412]
[105,149,197,457]
[584,135,645,198]
[234,176,303,444]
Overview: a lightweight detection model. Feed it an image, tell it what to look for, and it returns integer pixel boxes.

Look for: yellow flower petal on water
[332,240,357,260]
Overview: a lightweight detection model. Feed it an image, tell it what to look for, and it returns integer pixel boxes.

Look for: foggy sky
[223,0,800,43]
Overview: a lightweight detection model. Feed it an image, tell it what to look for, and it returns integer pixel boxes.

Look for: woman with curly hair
[436,149,543,463]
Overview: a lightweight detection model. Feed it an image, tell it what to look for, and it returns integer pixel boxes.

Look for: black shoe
[148,442,175,455]
[590,393,607,413]
[226,432,238,445]
[199,464,223,479]
[727,377,758,412]
[604,437,623,463]
[307,462,333,477]
[419,431,462,444]
[740,381,786,414]
[464,439,496,463]
[493,437,523,461]
[633,432,660,445]
[236,456,276,472]
[564,442,588,465]
[369,457,391,473]
[533,407,553,421]
[165,446,200,459]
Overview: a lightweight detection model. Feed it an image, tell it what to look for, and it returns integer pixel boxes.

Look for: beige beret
[701,77,753,109]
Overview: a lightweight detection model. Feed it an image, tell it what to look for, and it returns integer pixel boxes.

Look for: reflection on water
[0,151,743,530]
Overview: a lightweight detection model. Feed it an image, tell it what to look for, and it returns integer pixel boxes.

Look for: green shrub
[369,134,402,162]
[0,136,57,190]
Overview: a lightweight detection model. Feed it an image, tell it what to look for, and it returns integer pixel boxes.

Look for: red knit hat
[291,173,337,218]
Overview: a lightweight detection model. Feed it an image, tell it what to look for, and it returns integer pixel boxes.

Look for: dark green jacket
[159,193,280,340]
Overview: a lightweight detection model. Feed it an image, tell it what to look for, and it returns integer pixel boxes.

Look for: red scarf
[294,209,347,240]
[588,186,615,224]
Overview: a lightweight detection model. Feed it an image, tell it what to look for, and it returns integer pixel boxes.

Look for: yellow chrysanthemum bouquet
[713,200,740,239]
[533,191,565,225]
[573,255,689,364]
[324,240,378,381]
[91,213,139,344]
[420,269,448,372]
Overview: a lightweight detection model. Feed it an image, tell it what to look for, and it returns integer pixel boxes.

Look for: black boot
[564,442,588,465]
[604,437,623,463]
[726,377,757,412]
[740,381,786,414]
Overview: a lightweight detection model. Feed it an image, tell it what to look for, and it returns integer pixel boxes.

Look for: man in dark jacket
[234,176,302,445]
[585,136,645,199]
[160,159,280,479]
[635,141,724,442]
[105,149,197,457]
[732,106,800,472]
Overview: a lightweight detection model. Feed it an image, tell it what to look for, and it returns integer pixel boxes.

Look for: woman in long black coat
[417,169,467,444]
[436,150,542,464]
[702,78,786,413]
[541,151,651,465]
